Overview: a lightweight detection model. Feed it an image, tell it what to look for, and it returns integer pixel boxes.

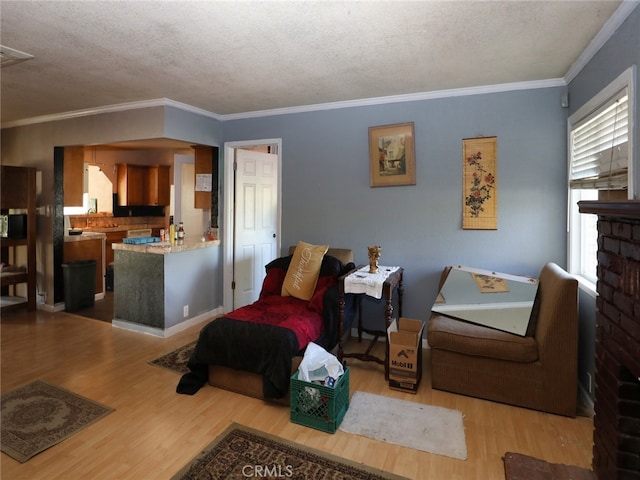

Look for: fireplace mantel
[578,199,640,219]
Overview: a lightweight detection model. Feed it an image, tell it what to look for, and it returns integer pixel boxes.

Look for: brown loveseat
[427,262,578,416]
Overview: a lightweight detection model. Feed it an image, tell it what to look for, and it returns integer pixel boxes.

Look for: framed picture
[462,136,497,230]
[369,122,416,187]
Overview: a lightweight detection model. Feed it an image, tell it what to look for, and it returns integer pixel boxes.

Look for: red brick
[616,468,640,480]
[602,300,622,326]
[613,292,634,316]
[619,416,640,436]
[620,239,640,261]
[617,450,640,471]
[600,219,612,236]
[619,433,640,454]
[602,268,621,288]
[612,221,633,240]
[620,350,640,381]
[620,314,640,343]
[604,236,621,254]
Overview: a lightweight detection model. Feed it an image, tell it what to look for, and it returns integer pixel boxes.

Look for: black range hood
[112,194,165,218]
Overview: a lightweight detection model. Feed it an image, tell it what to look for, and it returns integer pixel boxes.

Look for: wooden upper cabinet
[117,164,171,206]
[63,146,85,207]
[117,164,146,206]
[193,145,214,210]
[147,165,170,206]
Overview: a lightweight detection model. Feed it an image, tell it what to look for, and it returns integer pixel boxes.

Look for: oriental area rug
[148,340,197,374]
[339,391,468,460]
[0,380,114,463]
[503,452,595,480]
[171,423,409,480]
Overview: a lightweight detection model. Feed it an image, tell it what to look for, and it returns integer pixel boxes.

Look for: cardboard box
[389,377,421,393]
[387,317,425,393]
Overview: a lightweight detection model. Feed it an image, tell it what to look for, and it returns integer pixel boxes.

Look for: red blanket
[226,269,335,350]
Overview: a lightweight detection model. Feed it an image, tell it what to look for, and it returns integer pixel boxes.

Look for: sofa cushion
[428,314,538,363]
[282,241,329,301]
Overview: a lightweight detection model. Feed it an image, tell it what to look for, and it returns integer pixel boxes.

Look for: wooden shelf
[1,271,29,288]
[1,166,37,312]
[0,238,28,247]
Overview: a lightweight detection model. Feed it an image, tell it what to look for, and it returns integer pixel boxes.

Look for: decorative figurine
[368,245,382,274]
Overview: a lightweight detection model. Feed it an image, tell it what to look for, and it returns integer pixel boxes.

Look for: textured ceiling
[0,0,628,127]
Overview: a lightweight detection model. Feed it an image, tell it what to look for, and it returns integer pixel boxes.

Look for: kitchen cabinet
[117,164,146,206]
[117,164,170,206]
[193,145,219,228]
[64,146,85,206]
[147,165,170,206]
[193,145,214,210]
[105,230,127,266]
[1,166,37,312]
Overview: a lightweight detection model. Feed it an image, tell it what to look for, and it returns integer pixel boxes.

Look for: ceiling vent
[0,45,34,68]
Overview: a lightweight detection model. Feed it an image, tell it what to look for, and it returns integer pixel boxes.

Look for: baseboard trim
[112,307,222,337]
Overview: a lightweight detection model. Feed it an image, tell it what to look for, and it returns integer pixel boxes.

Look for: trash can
[62,260,96,312]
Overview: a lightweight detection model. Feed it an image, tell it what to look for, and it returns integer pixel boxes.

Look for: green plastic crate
[290,367,350,433]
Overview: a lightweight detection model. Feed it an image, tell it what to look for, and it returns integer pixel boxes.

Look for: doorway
[222,139,282,313]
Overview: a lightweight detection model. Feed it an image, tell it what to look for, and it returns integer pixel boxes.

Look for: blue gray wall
[567,3,640,404]
[223,87,569,325]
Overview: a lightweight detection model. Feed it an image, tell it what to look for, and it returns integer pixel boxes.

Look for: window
[568,67,635,289]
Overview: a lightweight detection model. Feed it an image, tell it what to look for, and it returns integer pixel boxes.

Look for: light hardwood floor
[1,309,594,480]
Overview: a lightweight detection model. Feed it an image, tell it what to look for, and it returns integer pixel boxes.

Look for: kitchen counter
[112,236,220,254]
[64,231,106,242]
[111,235,221,336]
[83,224,164,233]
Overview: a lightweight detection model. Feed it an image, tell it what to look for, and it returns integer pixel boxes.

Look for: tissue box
[290,367,349,433]
[387,317,425,393]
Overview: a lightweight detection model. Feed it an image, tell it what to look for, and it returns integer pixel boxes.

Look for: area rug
[339,391,467,460]
[171,422,409,480]
[148,340,197,374]
[503,452,595,480]
[1,380,114,463]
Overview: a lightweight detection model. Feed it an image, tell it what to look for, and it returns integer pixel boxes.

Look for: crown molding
[564,1,639,84]
[0,78,565,128]
[221,79,566,120]
[1,98,223,129]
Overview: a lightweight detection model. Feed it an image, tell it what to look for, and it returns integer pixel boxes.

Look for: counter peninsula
[112,236,221,336]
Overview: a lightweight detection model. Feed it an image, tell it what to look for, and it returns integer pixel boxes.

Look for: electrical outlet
[183,305,189,318]
[37,292,46,304]
[587,372,592,393]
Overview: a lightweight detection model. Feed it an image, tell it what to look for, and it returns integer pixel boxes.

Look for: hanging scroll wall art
[462,136,497,230]
[369,122,416,187]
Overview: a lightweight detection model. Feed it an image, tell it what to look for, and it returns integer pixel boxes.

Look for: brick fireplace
[579,200,640,480]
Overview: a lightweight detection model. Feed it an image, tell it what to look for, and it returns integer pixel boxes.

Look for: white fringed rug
[339,391,467,460]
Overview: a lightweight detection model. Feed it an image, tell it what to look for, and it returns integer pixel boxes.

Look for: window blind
[570,88,629,190]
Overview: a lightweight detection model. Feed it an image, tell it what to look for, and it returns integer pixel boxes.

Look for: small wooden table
[337,266,404,380]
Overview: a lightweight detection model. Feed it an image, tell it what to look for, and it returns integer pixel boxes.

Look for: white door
[233,148,279,308]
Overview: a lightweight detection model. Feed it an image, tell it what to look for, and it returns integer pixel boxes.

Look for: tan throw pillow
[281,241,329,301]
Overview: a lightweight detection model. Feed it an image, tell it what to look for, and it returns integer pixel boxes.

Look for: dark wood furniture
[1,166,37,312]
[337,266,404,380]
